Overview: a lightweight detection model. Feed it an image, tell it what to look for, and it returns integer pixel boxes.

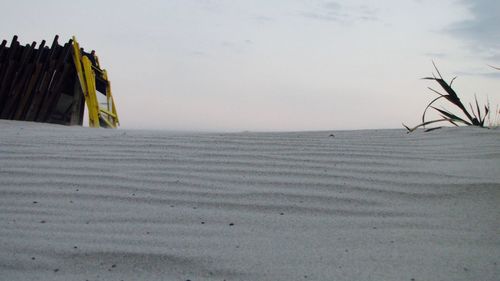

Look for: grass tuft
[404,62,494,133]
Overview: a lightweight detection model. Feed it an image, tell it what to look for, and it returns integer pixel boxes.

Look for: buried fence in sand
[0,35,119,128]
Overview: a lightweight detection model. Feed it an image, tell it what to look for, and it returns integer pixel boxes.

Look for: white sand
[0,120,499,281]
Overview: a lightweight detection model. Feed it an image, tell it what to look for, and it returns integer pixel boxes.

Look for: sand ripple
[1,121,499,281]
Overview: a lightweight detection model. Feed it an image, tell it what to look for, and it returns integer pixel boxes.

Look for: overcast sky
[1,0,499,131]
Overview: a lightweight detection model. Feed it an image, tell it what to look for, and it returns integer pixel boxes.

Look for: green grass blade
[435,78,459,99]
[449,76,457,87]
[432,61,443,79]
[424,127,442,132]
[427,87,445,96]
[422,95,446,124]
[474,95,483,124]
[403,118,450,132]
[431,107,472,125]
[469,103,479,121]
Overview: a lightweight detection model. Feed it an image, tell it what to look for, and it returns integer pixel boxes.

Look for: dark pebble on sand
[40,220,46,223]
[280,212,284,215]
[229,223,234,226]
[33,201,38,204]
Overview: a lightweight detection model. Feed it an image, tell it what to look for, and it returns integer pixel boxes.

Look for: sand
[0,120,499,281]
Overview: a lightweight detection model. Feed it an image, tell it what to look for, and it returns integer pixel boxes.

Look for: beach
[0,120,499,281]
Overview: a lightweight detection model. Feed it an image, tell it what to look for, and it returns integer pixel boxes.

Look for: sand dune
[0,120,499,281]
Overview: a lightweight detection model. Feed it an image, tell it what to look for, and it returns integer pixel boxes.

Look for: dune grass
[404,62,493,133]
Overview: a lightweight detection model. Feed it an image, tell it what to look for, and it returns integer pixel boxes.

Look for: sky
[1,0,499,131]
